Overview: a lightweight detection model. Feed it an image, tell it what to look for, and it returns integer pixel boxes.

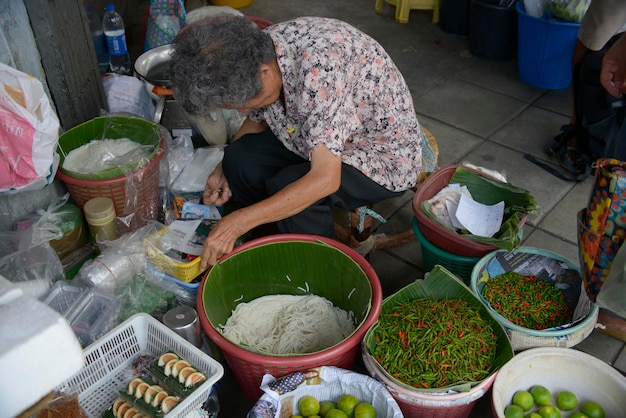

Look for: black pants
[222,130,402,237]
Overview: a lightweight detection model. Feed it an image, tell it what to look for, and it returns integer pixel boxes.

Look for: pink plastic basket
[56,140,165,235]
[412,165,527,258]
[197,234,383,401]
[362,345,497,418]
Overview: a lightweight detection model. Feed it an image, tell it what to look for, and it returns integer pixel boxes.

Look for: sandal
[556,146,587,175]
[548,124,576,157]
[524,124,591,182]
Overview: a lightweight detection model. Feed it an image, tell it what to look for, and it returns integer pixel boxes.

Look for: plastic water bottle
[85,5,109,75]
[102,3,131,75]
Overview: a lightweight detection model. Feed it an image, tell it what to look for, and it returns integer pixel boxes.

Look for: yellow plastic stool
[375,0,440,24]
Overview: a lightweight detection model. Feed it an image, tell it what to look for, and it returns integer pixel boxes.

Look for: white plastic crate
[57,313,224,418]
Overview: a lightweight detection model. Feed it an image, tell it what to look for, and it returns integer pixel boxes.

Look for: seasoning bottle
[83,197,119,243]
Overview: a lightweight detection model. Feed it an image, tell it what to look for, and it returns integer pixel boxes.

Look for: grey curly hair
[170,16,276,115]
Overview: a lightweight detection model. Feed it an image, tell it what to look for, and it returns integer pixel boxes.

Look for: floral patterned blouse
[248,17,429,192]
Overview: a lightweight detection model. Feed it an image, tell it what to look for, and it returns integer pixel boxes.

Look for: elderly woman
[170,16,435,268]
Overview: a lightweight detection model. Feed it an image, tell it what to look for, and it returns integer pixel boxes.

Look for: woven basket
[471,247,599,351]
[196,234,383,401]
[55,116,165,234]
[412,165,527,258]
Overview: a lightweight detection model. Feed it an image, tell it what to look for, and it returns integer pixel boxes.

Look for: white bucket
[492,347,626,417]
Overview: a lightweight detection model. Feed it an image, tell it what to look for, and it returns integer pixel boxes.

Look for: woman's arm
[199,144,342,268]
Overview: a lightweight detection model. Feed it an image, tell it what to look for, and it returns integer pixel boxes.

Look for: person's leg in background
[552,0,626,172]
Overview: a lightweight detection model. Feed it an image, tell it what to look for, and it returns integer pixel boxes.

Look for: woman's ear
[259,63,272,80]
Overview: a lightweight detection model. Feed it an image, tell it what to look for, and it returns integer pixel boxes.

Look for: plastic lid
[83,197,116,224]
[105,4,114,11]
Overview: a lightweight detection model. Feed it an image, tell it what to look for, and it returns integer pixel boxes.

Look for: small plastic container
[83,197,119,242]
[41,280,89,316]
[67,290,118,347]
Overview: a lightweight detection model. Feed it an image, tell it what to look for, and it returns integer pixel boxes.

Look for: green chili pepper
[372,298,497,389]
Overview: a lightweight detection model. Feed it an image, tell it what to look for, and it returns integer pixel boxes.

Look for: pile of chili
[372,298,497,389]
[481,271,571,330]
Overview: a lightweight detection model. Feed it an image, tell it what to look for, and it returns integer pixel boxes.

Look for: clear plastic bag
[145,0,186,50]
[545,0,591,22]
[596,243,626,319]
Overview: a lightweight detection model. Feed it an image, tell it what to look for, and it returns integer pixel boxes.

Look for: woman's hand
[200,214,245,269]
[203,163,232,207]
[601,34,626,98]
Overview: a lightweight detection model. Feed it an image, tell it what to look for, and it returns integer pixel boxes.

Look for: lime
[513,390,535,411]
[530,385,552,406]
[555,391,578,411]
[538,405,561,418]
[299,395,321,417]
[325,409,349,418]
[292,416,304,418]
[570,413,589,418]
[336,394,359,417]
[319,400,337,417]
[580,401,605,418]
[504,404,525,418]
[354,402,376,418]
[526,414,542,418]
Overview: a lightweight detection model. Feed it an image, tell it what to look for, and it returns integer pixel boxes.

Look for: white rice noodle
[219,294,356,355]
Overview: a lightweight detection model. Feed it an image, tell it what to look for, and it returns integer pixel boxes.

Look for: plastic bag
[33,390,88,418]
[0,62,60,194]
[102,74,156,120]
[145,0,186,51]
[596,240,626,319]
[523,0,548,17]
[247,366,403,418]
[577,159,626,300]
[0,241,64,298]
[545,0,591,22]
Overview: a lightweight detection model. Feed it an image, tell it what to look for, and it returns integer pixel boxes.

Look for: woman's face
[224,62,282,112]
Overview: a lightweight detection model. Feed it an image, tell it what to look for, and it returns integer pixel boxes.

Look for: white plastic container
[83,196,119,242]
[492,347,626,417]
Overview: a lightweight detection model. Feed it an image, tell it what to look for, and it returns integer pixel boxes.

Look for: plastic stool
[375,0,440,24]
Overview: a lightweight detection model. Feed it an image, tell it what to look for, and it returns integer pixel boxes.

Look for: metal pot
[134,44,174,96]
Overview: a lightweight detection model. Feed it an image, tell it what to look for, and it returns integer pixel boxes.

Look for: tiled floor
[194,0,626,416]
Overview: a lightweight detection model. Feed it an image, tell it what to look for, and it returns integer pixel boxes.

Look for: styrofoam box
[57,313,225,418]
[1,279,84,418]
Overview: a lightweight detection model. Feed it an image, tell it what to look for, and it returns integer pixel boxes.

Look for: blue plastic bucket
[516,3,580,89]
